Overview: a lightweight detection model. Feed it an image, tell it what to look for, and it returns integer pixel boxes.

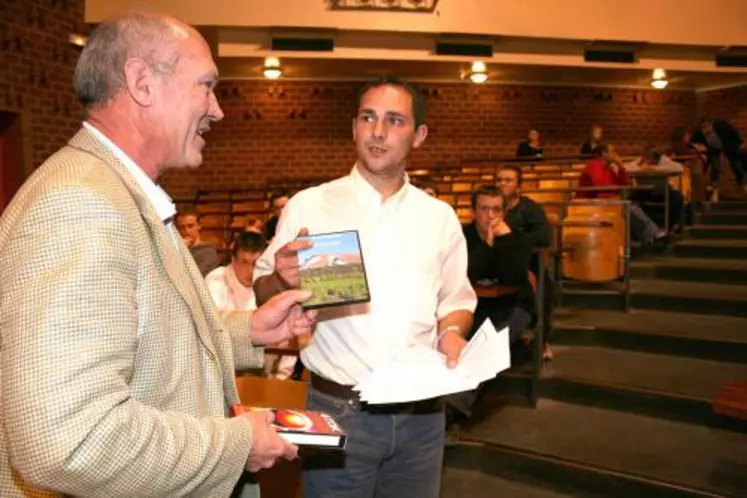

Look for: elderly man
[254,76,476,498]
[0,11,315,498]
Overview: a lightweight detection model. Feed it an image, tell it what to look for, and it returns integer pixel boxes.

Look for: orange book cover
[231,405,347,450]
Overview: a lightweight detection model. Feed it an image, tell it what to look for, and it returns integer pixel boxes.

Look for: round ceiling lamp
[469,61,488,84]
[651,68,668,89]
[263,57,282,79]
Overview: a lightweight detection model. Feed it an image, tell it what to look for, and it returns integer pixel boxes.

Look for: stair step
[441,467,575,498]
[631,257,747,285]
[630,280,747,317]
[552,308,747,363]
[695,211,747,225]
[702,201,747,212]
[686,225,747,240]
[674,239,747,259]
[460,400,747,497]
[540,345,747,425]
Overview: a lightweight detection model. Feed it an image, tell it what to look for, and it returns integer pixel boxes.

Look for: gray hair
[73,10,184,108]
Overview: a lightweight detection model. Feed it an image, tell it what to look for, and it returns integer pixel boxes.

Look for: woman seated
[516,128,544,159]
[577,144,667,247]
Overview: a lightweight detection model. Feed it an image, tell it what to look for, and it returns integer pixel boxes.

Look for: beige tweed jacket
[0,128,264,497]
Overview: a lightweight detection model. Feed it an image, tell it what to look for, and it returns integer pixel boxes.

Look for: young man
[175,204,219,276]
[496,165,554,360]
[206,232,297,379]
[0,11,316,497]
[253,77,476,498]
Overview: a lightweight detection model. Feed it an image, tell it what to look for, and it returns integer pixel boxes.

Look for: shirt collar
[83,121,176,223]
[349,163,410,210]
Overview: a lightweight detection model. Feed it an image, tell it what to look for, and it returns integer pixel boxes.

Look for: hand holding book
[237,409,298,472]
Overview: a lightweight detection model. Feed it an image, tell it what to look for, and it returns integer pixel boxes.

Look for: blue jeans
[302,385,445,498]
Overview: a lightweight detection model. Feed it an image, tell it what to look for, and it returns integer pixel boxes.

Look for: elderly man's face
[155,33,224,170]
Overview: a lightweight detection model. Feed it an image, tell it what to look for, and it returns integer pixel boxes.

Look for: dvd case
[296,230,371,309]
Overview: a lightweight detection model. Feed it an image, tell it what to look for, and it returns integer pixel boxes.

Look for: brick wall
[0,1,716,202]
[160,81,697,199]
[0,0,87,180]
[697,84,747,134]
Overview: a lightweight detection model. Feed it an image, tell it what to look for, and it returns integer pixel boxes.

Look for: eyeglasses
[477,205,503,214]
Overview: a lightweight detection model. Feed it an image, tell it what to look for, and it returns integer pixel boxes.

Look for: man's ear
[123,58,155,108]
[351,117,357,142]
[412,124,428,149]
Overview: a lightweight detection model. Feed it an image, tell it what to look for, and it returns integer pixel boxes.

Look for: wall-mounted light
[651,68,668,89]
[468,61,488,84]
[263,57,282,79]
[68,33,87,47]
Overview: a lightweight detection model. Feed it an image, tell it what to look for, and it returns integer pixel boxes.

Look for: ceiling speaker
[584,49,636,64]
[271,37,334,52]
[435,42,493,57]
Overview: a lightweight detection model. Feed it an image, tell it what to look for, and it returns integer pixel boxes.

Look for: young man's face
[497,169,520,199]
[473,194,504,236]
[175,214,201,247]
[353,84,427,180]
[232,249,261,287]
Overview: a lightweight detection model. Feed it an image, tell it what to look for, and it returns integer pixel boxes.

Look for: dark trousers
[707,150,746,187]
[302,385,445,498]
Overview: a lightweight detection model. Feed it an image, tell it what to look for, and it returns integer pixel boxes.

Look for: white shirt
[83,122,176,223]
[205,264,258,312]
[254,165,477,385]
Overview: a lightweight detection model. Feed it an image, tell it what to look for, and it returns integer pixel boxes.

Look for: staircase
[441,201,747,497]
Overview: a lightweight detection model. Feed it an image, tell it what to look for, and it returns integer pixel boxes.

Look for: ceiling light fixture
[650,67,669,89]
[263,57,282,79]
[468,61,488,84]
[68,33,87,47]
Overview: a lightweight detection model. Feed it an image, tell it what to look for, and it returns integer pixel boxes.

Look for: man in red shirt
[578,144,666,246]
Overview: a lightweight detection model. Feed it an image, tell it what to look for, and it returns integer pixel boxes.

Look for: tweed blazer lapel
[66,128,220,361]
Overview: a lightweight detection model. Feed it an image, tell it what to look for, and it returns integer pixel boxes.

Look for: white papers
[353,319,511,404]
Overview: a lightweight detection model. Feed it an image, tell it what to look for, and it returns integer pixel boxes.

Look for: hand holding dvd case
[296,230,371,309]
[231,405,348,450]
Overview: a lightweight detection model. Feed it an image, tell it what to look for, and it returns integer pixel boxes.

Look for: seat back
[561,201,625,282]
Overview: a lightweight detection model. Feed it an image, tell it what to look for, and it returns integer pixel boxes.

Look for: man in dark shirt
[463,185,532,341]
[497,165,554,360]
[691,116,746,198]
[446,185,531,427]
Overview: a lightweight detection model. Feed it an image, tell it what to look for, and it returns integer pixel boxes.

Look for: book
[296,230,371,309]
[231,405,348,450]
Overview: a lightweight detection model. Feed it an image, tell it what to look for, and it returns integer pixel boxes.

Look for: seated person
[264,190,290,241]
[206,231,297,379]
[463,185,532,342]
[174,205,219,276]
[497,165,554,360]
[516,128,544,159]
[447,185,531,425]
[624,147,687,231]
[580,124,604,156]
[577,144,667,247]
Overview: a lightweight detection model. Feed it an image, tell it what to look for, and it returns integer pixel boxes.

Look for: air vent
[715,54,747,68]
[271,37,334,52]
[584,49,636,64]
[435,42,493,57]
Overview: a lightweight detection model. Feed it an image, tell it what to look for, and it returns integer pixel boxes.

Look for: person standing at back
[253,76,477,498]
[0,10,316,497]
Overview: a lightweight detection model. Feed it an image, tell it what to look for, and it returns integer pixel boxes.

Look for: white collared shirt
[83,122,176,223]
[254,165,477,385]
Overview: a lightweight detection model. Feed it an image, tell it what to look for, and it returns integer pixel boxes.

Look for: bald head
[73,10,200,108]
